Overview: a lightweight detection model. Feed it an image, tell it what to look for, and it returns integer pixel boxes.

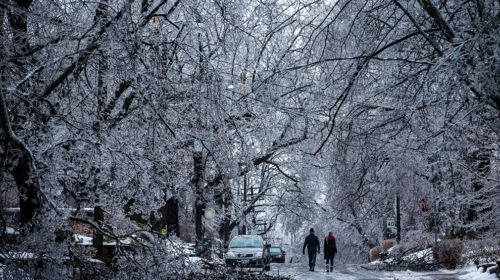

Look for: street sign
[387,217,396,231]
[420,198,430,212]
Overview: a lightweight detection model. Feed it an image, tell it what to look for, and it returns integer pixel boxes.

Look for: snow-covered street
[265,263,497,280]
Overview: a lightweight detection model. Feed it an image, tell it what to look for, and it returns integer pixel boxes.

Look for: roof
[231,235,263,239]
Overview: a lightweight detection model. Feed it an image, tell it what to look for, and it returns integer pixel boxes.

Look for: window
[230,236,263,248]
[270,248,282,253]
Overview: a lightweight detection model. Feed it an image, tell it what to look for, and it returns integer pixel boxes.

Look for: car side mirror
[282,251,286,255]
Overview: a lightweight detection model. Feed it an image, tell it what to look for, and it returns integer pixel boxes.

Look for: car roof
[231,235,263,239]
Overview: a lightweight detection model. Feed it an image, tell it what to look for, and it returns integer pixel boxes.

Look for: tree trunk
[218,189,232,247]
[93,206,104,260]
[11,155,39,224]
[1,0,39,226]
[162,197,179,237]
[7,0,33,57]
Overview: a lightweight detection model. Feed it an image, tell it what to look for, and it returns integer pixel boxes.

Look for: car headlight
[226,251,236,258]
[255,251,262,257]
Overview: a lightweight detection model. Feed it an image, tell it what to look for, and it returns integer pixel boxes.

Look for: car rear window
[230,236,263,248]
[270,248,281,253]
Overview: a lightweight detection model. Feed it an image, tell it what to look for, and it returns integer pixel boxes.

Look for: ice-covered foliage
[0,0,498,278]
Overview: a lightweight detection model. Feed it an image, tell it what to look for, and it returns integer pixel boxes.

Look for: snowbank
[457,265,499,280]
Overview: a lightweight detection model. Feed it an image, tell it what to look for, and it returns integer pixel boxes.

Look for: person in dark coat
[323,232,337,272]
[302,228,320,271]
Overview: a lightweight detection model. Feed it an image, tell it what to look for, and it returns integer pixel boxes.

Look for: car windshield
[270,248,281,253]
[229,236,263,248]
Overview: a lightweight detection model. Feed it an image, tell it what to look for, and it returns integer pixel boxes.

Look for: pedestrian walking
[323,231,337,272]
[302,228,320,271]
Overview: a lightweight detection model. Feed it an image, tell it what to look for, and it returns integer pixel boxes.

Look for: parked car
[225,235,271,271]
[269,247,286,263]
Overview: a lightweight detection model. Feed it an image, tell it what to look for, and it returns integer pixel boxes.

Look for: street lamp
[204,208,215,219]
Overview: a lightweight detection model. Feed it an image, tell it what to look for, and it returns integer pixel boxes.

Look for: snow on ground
[266,263,498,280]
[401,248,433,262]
[372,247,435,266]
[6,227,19,235]
[456,265,499,280]
[72,234,139,246]
[73,234,93,245]
[102,238,133,246]
[0,252,36,260]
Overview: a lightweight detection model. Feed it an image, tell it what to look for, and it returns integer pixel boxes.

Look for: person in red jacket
[323,232,337,272]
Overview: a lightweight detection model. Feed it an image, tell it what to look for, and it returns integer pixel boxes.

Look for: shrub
[369,246,383,262]
[379,251,390,260]
[435,239,464,269]
[382,239,397,251]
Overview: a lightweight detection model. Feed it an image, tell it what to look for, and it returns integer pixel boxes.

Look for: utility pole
[434,199,439,245]
[242,175,247,234]
[396,193,401,243]
[193,139,204,248]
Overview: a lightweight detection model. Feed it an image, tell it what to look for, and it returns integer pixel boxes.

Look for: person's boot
[330,265,333,272]
[312,265,315,272]
[326,264,329,272]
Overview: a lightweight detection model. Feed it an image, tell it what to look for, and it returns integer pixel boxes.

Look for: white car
[225,235,271,271]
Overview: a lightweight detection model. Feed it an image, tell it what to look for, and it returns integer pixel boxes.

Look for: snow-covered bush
[435,239,464,269]
[462,238,500,265]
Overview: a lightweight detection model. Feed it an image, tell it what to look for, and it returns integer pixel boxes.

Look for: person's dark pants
[308,252,317,270]
[325,258,334,271]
